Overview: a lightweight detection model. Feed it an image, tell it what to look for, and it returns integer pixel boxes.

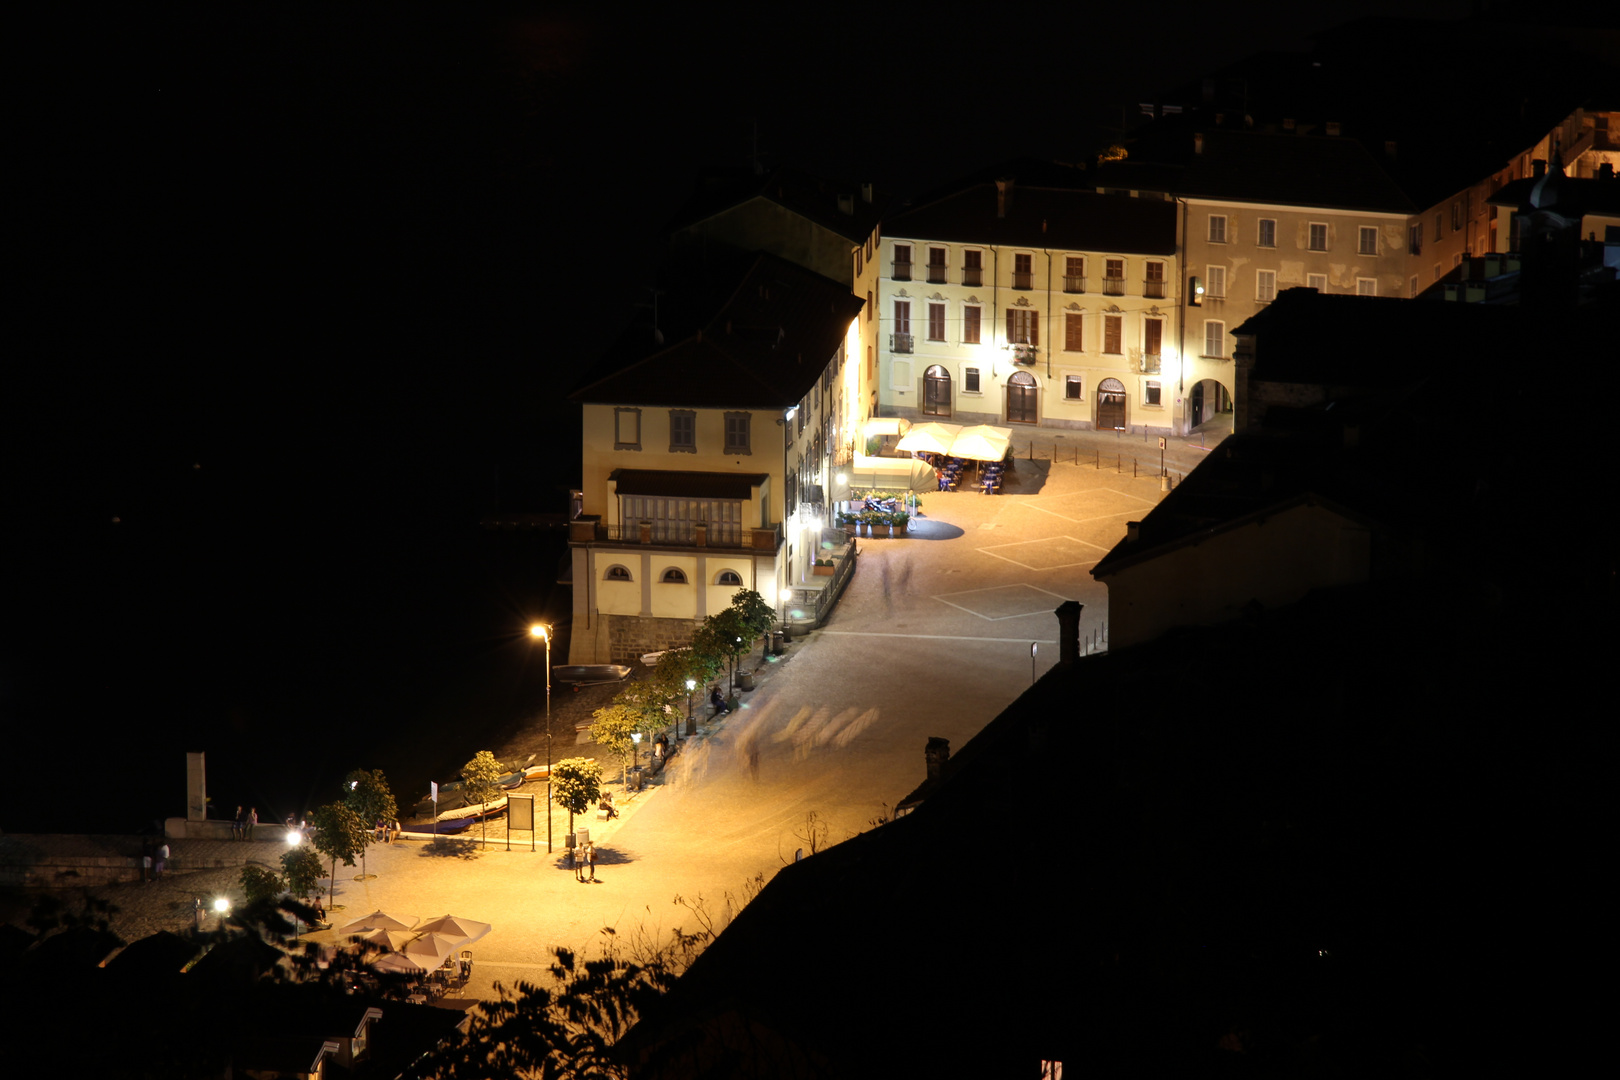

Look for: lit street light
[529,623,553,853]
[685,678,696,738]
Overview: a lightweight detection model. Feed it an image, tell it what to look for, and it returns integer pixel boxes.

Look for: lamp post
[529,623,553,853]
[685,678,695,739]
[779,587,793,633]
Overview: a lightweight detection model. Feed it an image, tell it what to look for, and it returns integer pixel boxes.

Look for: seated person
[710,686,729,715]
[599,792,618,820]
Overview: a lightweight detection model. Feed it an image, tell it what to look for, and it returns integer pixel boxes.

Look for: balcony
[570,517,782,552]
[1143,280,1167,299]
[926,265,948,284]
[1102,277,1126,296]
[890,332,914,354]
[961,267,983,287]
[1011,271,1033,290]
[1063,275,1086,293]
[892,259,912,281]
[1138,353,1161,374]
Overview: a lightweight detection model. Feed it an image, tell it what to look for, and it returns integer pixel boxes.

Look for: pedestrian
[232,806,245,841]
[710,685,728,717]
[599,792,617,821]
[246,807,257,840]
[586,842,596,883]
[155,842,169,880]
[142,852,152,884]
[574,844,585,883]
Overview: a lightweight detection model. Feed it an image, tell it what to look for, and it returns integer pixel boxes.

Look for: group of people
[574,841,597,882]
[230,806,258,841]
[374,818,401,843]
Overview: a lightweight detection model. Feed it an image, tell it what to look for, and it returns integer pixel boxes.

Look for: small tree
[239,864,284,906]
[728,588,776,664]
[589,702,642,786]
[460,750,505,850]
[280,845,323,900]
[343,768,398,877]
[694,608,749,692]
[551,757,602,844]
[310,802,367,904]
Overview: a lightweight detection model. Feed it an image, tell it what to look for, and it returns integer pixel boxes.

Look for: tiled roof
[1099,127,1415,213]
[666,165,883,244]
[571,250,864,410]
[885,179,1177,255]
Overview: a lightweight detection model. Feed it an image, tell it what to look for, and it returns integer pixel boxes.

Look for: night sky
[9,1,1492,832]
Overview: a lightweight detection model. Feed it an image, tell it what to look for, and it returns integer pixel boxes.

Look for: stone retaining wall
[605,614,701,664]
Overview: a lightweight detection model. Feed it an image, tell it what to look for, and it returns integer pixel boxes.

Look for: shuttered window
[963,305,981,344]
[1064,313,1083,352]
[1103,314,1121,354]
[1007,308,1038,345]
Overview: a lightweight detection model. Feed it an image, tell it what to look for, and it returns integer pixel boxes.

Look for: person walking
[154,842,169,880]
[575,844,586,883]
[246,807,257,840]
[232,806,245,841]
[585,842,596,883]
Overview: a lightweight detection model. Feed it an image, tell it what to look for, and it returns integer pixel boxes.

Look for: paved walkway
[12,421,1232,1002]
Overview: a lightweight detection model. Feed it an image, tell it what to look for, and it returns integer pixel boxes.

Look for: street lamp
[779,587,793,633]
[529,623,553,853]
[685,678,696,738]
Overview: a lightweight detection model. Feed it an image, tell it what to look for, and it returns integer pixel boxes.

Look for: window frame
[1203,320,1226,359]
[723,412,751,455]
[1307,273,1327,292]
[1208,214,1227,243]
[1064,311,1084,352]
[927,302,946,342]
[1143,380,1162,407]
[614,407,642,451]
[660,567,689,584]
[715,570,743,586]
[1358,226,1378,256]
[1064,374,1083,401]
[1103,313,1122,355]
[963,367,981,394]
[1257,218,1277,248]
[668,409,696,454]
[962,304,981,345]
[1356,277,1376,296]
[962,248,984,287]
[1256,269,1277,303]
[892,242,913,280]
[1206,264,1226,299]
[1308,222,1329,252]
[604,565,632,582]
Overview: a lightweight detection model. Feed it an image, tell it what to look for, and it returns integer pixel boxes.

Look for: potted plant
[837,511,857,537]
[813,558,834,577]
[891,511,909,537]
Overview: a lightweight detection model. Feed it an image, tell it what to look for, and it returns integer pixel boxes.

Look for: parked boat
[551,664,632,686]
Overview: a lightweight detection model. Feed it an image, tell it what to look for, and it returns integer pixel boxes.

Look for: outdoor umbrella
[948,425,1012,462]
[895,422,961,456]
[337,909,418,935]
[372,947,445,976]
[403,932,460,971]
[414,914,493,950]
[347,927,415,952]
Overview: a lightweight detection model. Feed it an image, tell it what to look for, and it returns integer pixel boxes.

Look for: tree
[342,768,397,877]
[693,608,749,692]
[551,757,601,843]
[589,702,641,786]
[460,750,505,850]
[309,802,367,904]
[728,588,776,665]
[280,845,323,900]
[239,864,284,906]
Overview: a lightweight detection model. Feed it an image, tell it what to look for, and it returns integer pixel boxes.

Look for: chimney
[837,192,854,215]
[1194,132,1205,154]
[996,178,1012,218]
[1056,601,1084,667]
[924,737,950,780]
[1126,521,1141,541]
[861,182,874,203]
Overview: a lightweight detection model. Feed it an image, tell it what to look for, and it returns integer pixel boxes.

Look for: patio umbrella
[337,910,418,935]
[347,927,415,952]
[895,422,961,456]
[844,455,937,495]
[414,914,493,950]
[948,425,1012,462]
[403,932,460,971]
[372,948,442,976]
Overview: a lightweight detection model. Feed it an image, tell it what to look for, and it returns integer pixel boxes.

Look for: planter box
[813,564,834,576]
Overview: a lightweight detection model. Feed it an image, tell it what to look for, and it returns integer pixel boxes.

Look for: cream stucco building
[565,251,863,665]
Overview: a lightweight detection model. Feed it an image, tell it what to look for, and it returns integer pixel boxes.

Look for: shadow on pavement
[904,518,965,540]
[418,837,480,860]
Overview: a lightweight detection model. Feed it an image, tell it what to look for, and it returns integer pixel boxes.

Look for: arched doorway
[1006,371,1038,424]
[1187,378,1229,428]
[922,365,952,417]
[1096,377,1127,431]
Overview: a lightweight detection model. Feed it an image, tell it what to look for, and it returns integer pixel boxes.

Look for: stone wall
[605,614,702,664]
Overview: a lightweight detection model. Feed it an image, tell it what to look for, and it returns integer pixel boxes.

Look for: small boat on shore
[551,664,632,686]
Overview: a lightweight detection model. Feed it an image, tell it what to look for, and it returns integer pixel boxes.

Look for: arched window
[660,568,688,584]
[604,565,632,582]
[715,570,743,586]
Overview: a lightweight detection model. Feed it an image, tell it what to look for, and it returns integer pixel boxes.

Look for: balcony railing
[1139,353,1161,374]
[961,267,983,287]
[1063,275,1086,293]
[1011,271,1033,289]
[1102,277,1126,296]
[926,265,948,284]
[573,519,782,552]
[890,332,914,354]
[892,260,912,281]
[1143,280,1166,299]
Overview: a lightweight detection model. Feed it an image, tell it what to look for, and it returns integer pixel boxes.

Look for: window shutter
[1029,312,1038,346]
[1007,309,1016,343]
